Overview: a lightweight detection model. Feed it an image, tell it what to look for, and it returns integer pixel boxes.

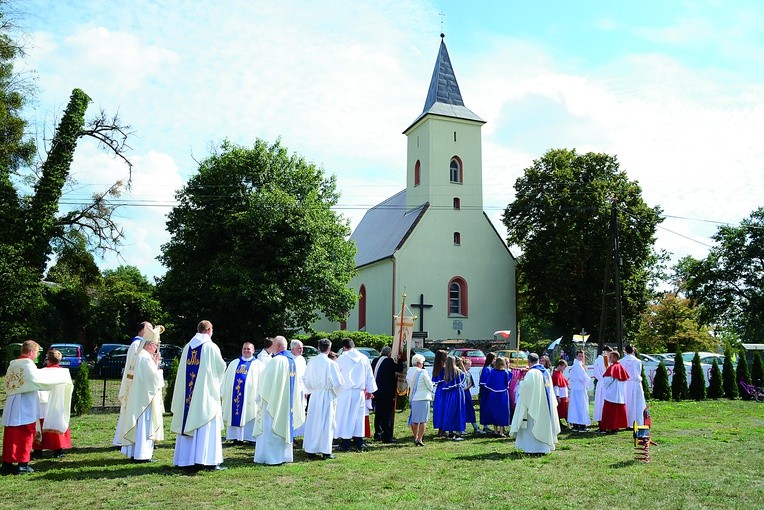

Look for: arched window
[449,156,462,183]
[358,285,367,330]
[453,232,461,245]
[453,197,460,210]
[414,160,421,186]
[448,277,468,317]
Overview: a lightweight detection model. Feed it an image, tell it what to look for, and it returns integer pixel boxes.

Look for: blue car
[49,343,86,374]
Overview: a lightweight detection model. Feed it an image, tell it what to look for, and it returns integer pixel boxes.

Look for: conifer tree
[652,361,670,401]
[671,350,688,400]
[640,363,651,399]
[688,352,706,400]
[736,349,751,400]
[751,352,763,386]
[707,358,723,399]
[722,346,738,399]
[71,363,93,415]
[164,357,179,411]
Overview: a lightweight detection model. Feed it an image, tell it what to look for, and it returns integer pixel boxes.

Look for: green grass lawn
[0,400,762,510]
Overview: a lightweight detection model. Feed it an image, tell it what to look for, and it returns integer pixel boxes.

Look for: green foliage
[164,357,179,411]
[751,351,763,385]
[722,346,738,399]
[640,362,651,399]
[636,292,717,354]
[295,330,393,352]
[651,361,670,401]
[71,364,93,415]
[688,352,706,401]
[90,265,166,343]
[736,349,751,401]
[158,139,357,353]
[707,358,723,399]
[675,207,764,342]
[671,350,688,401]
[503,148,662,347]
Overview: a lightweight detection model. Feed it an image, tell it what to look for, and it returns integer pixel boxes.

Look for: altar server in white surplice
[302,338,344,459]
[620,344,647,427]
[592,345,612,423]
[171,320,227,471]
[567,350,592,432]
[334,338,377,452]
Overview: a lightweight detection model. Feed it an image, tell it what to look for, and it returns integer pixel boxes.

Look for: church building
[318,36,516,343]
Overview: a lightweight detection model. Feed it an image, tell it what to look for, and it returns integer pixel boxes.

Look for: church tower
[404,35,485,212]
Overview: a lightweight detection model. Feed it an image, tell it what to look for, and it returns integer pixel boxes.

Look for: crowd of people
[1,321,649,474]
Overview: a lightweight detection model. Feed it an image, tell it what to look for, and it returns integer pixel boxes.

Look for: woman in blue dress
[482,356,512,436]
[440,356,467,440]
[431,349,448,437]
[478,352,496,433]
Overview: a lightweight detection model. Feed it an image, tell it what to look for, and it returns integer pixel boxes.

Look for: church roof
[350,190,427,268]
[404,36,484,133]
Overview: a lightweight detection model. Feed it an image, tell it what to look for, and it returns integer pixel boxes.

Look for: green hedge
[294,331,394,352]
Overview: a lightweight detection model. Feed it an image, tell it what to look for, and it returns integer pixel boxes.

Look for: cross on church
[411,293,433,333]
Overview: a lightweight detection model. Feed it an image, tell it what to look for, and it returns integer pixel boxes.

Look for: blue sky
[16,0,764,279]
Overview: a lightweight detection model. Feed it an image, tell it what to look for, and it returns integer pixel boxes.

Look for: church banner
[392,315,415,366]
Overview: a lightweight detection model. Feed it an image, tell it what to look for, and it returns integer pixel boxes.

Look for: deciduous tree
[503,149,662,348]
[157,139,357,352]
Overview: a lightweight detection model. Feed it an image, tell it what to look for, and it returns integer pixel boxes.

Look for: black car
[159,344,183,375]
[95,345,129,378]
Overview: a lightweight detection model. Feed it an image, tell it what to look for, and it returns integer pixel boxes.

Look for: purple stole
[181,346,202,435]
[231,357,253,427]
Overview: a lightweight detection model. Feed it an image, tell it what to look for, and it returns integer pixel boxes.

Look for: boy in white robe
[302,339,344,459]
[620,345,647,427]
[592,345,612,423]
[334,338,377,452]
[568,350,592,432]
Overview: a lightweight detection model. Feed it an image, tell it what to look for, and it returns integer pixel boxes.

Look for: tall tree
[0,8,133,340]
[676,207,764,343]
[90,265,166,344]
[636,292,717,354]
[688,352,706,401]
[157,139,357,352]
[503,149,662,347]
[671,350,688,401]
[707,359,723,399]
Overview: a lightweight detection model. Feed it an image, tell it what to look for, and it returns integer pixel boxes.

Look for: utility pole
[610,200,624,352]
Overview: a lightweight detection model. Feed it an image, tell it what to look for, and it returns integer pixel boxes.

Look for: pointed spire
[404,35,484,133]
[422,34,465,112]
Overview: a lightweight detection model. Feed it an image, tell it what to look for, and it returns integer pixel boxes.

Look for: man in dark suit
[371,346,404,443]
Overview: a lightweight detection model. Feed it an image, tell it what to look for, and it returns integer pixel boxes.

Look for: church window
[453,232,461,245]
[450,157,462,183]
[358,285,367,331]
[454,131,457,142]
[414,160,421,186]
[448,277,468,317]
[453,197,460,209]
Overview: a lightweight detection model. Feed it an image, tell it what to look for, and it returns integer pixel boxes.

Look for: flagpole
[392,290,407,434]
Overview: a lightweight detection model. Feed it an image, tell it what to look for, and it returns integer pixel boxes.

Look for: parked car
[159,344,183,375]
[356,347,381,360]
[410,347,435,366]
[447,348,486,367]
[493,349,528,368]
[94,343,127,363]
[681,351,726,366]
[302,345,319,361]
[49,343,86,374]
[95,345,129,378]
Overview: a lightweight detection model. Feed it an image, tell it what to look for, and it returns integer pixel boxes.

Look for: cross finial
[439,11,445,38]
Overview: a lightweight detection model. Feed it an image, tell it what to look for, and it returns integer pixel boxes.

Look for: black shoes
[17,465,34,474]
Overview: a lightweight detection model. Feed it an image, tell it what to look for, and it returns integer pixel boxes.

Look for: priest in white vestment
[567,350,592,432]
[171,320,227,470]
[510,353,559,454]
[290,340,308,437]
[118,339,164,462]
[302,339,344,459]
[620,345,647,426]
[253,336,305,465]
[334,338,377,452]
[114,321,154,446]
[2,341,73,475]
[592,345,612,423]
[221,342,260,442]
